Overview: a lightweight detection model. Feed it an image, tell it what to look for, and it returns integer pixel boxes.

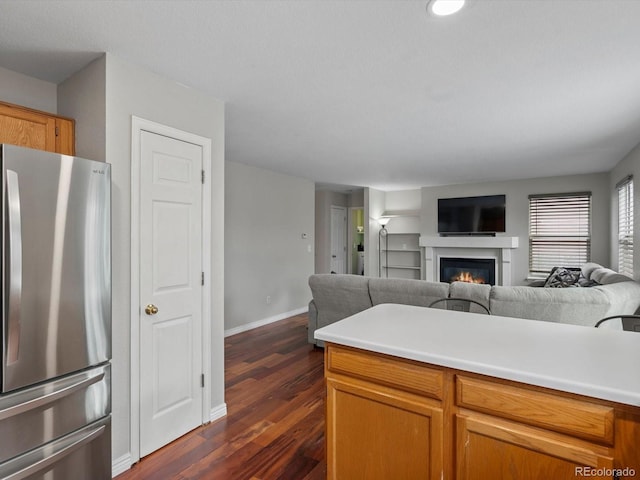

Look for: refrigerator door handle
[5,169,22,364]
[1,423,106,480]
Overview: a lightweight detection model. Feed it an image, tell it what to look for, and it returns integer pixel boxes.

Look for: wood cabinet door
[0,102,75,155]
[55,117,75,155]
[456,414,614,480]
[0,103,56,152]
[326,375,443,480]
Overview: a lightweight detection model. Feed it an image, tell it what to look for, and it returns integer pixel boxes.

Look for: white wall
[348,189,365,208]
[610,141,640,280]
[385,189,421,211]
[57,58,105,162]
[384,189,421,234]
[0,65,57,112]
[58,53,225,469]
[225,161,314,332]
[421,173,610,285]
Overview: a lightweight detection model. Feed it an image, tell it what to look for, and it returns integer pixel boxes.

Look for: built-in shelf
[383,248,421,253]
[383,265,421,270]
[381,233,422,280]
[382,209,420,218]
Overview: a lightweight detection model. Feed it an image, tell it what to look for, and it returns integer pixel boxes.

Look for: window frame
[528,192,592,277]
[616,175,633,277]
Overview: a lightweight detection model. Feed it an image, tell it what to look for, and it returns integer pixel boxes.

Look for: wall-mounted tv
[438,194,506,235]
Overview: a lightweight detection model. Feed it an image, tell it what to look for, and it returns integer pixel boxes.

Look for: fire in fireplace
[440,257,496,285]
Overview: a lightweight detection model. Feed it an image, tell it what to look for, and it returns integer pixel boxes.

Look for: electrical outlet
[266,296,271,305]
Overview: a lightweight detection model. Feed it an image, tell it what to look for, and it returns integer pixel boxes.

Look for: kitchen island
[315,303,640,480]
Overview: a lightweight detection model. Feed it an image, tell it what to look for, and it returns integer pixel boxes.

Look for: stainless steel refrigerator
[0,145,111,479]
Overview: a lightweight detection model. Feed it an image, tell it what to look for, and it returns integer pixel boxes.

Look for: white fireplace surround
[419,236,519,286]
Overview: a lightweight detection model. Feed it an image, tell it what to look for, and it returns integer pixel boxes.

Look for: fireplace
[421,236,518,286]
[440,257,496,285]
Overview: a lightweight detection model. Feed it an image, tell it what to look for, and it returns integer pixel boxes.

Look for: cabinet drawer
[327,345,443,399]
[456,376,614,444]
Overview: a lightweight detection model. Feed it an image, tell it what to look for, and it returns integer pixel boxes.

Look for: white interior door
[331,206,347,274]
[139,130,203,457]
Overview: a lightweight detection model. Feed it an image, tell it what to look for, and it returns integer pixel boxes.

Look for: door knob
[145,304,159,315]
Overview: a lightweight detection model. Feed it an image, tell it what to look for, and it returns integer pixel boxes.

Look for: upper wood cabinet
[0,101,75,155]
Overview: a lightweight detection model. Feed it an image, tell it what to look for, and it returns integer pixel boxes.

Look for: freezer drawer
[0,416,111,480]
[0,364,110,464]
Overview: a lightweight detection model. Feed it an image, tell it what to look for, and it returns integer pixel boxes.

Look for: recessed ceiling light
[428,0,466,17]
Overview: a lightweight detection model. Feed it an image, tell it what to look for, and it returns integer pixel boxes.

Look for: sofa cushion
[576,275,600,287]
[595,281,640,315]
[449,281,491,311]
[489,285,630,326]
[580,262,633,284]
[308,274,372,329]
[369,278,449,308]
[589,267,633,285]
[580,262,603,279]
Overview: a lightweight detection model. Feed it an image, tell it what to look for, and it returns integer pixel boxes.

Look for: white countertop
[314,304,640,407]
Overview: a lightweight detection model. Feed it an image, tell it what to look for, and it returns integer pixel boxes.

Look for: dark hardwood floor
[116,313,326,480]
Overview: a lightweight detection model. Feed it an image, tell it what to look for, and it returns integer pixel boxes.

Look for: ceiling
[2,0,640,191]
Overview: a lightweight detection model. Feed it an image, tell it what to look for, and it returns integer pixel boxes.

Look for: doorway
[348,207,365,275]
[130,117,212,462]
[330,205,347,274]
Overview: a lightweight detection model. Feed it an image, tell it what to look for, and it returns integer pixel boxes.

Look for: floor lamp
[378,217,390,277]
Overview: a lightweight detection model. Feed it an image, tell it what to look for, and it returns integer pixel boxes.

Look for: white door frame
[330,205,347,274]
[130,116,212,463]
[347,206,364,274]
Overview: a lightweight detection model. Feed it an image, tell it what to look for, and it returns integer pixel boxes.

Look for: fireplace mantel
[419,236,519,249]
[419,235,520,286]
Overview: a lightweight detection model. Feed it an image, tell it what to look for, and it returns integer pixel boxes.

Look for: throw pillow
[543,267,581,288]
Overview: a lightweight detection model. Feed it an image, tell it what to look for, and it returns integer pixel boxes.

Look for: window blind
[528,192,591,275]
[617,176,633,277]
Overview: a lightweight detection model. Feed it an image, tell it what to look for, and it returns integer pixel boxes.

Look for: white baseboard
[210,402,228,422]
[111,404,227,478]
[224,306,308,338]
[112,453,132,478]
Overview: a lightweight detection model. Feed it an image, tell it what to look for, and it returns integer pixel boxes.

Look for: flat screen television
[438,194,506,235]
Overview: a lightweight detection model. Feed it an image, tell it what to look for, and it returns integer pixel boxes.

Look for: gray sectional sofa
[307,262,640,345]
